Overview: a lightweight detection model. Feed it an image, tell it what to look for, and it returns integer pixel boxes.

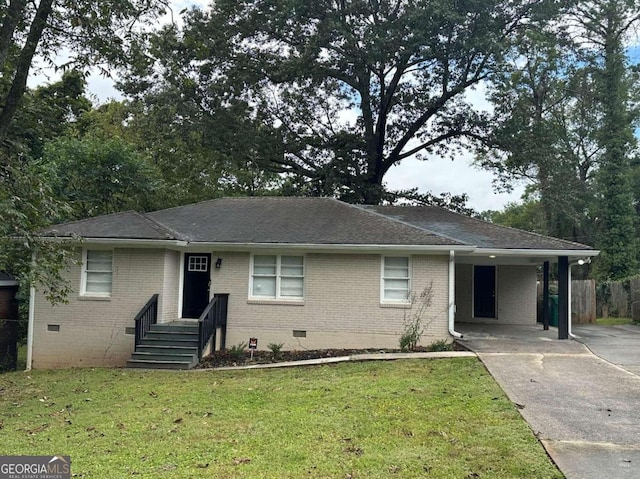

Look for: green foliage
[425,340,454,353]
[483,199,548,235]
[0,0,166,146]
[588,0,640,279]
[127,0,560,205]
[229,342,247,362]
[481,28,597,246]
[481,1,640,280]
[267,342,284,361]
[0,162,74,304]
[40,136,162,220]
[7,70,92,159]
[596,317,633,326]
[399,285,434,352]
[399,323,422,352]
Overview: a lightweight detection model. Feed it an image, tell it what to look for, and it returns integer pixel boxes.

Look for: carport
[453,252,598,340]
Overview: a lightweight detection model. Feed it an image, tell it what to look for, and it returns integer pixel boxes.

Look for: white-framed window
[381,256,411,303]
[251,254,304,300]
[188,255,209,272]
[82,249,113,296]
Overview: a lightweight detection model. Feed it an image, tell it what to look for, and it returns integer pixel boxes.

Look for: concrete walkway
[458,323,640,479]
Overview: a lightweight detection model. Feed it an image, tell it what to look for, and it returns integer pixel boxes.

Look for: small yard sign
[249,337,258,360]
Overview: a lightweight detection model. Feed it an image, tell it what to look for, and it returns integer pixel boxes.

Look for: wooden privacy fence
[596,277,640,322]
[572,280,597,324]
[537,280,596,324]
[538,278,640,323]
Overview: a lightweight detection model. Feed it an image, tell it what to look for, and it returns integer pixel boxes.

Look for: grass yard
[595,317,633,326]
[0,359,562,479]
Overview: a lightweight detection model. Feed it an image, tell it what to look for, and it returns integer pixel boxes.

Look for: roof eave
[40,236,188,247]
[469,248,600,258]
[183,242,475,253]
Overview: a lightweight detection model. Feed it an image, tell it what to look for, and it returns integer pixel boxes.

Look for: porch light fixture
[489,255,496,259]
[215,258,222,269]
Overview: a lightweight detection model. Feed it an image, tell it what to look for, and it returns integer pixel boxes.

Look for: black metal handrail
[198,294,229,358]
[134,294,159,348]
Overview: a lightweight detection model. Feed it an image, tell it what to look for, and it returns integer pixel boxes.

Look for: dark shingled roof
[0,272,17,282]
[365,205,593,250]
[148,197,462,245]
[41,211,180,240]
[40,197,595,251]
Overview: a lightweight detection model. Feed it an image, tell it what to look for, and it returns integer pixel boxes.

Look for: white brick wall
[497,265,537,324]
[212,252,451,350]
[161,249,180,323]
[32,248,169,368]
[455,264,473,321]
[33,247,540,367]
[455,264,537,325]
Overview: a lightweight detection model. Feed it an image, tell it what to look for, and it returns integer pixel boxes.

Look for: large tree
[0,0,168,309]
[0,0,168,149]
[481,0,640,280]
[124,0,561,204]
[480,29,600,245]
[574,0,640,279]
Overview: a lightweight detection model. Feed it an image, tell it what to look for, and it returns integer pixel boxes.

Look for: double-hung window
[382,256,411,303]
[82,250,113,296]
[251,255,304,300]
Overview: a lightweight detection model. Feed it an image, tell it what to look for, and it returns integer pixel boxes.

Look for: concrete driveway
[457,323,640,479]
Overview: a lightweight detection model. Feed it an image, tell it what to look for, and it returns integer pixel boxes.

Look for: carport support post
[558,256,569,340]
[542,261,550,330]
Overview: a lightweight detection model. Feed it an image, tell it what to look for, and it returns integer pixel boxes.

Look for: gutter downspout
[449,250,462,339]
[26,252,36,371]
[26,284,35,370]
[567,265,575,339]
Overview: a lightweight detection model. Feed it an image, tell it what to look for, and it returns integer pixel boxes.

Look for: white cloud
[385,154,525,212]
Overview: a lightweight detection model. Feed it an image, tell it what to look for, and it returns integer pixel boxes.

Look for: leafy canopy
[125,0,561,205]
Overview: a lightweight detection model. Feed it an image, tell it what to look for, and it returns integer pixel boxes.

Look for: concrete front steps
[126,322,200,370]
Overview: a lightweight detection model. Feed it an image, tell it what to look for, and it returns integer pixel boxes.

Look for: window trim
[249,253,305,301]
[80,248,113,298]
[381,255,412,304]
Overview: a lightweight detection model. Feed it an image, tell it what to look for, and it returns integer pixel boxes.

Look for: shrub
[229,342,247,362]
[399,284,434,352]
[425,340,453,352]
[267,342,284,361]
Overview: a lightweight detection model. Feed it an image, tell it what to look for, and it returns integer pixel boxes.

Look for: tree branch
[0,0,54,149]
[0,0,27,73]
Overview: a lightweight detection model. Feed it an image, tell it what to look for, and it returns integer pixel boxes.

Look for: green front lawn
[0,359,561,478]
[595,317,633,326]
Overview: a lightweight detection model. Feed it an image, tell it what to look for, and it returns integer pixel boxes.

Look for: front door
[474,265,496,318]
[182,253,211,318]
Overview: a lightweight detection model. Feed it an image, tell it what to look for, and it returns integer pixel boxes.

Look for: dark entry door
[182,253,211,318]
[474,265,496,318]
